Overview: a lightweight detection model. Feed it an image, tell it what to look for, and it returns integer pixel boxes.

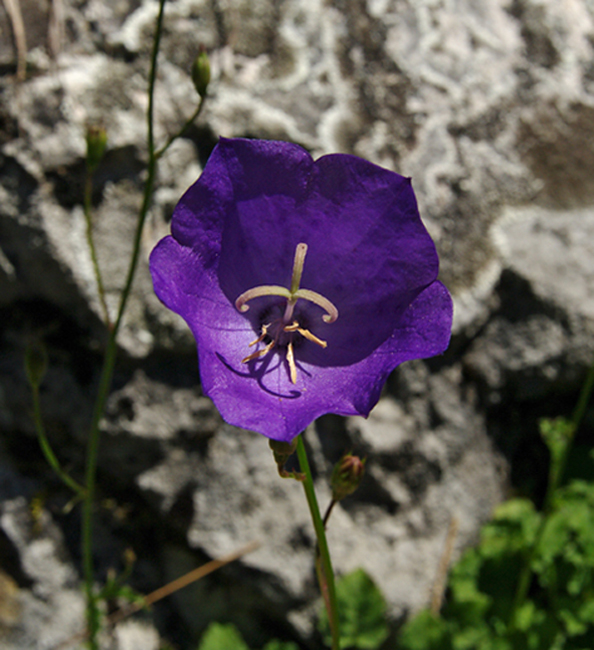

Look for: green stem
[323,499,337,528]
[296,435,340,650]
[81,1,167,646]
[155,100,205,160]
[83,172,112,329]
[31,384,86,496]
[571,356,594,431]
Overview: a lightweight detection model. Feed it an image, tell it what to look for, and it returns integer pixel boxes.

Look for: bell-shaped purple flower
[150,138,453,442]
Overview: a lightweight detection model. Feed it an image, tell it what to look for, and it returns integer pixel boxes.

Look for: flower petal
[150,137,453,442]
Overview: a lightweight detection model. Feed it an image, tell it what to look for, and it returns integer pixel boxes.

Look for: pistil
[235,243,338,383]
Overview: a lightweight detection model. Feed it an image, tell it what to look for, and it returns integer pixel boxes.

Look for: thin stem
[81,0,167,646]
[83,172,112,329]
[296,435,340,650]
[571,355,594,431]
[155,100,205,160]
[50,541,260,650]
[31,383,86,496]
[322,499,337,528]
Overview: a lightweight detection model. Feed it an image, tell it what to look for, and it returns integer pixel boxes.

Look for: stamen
[242,340,275,363]
[297,327,327,348]
[235,285,291,313]
[286,342,297,384]
[235,242,339,383]
[248,324,269,347]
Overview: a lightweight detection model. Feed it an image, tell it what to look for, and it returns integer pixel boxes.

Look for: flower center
[235,242,339,384]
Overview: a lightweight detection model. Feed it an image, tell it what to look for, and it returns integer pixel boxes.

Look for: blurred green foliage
[319,568,390,649]
[399,417,594,650]
[196,622,299,650]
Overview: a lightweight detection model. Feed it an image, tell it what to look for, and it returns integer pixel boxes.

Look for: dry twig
[2,0,27,80]
[51,540,261,650]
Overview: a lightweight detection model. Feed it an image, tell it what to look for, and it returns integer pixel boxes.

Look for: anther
[286,342,297,384]
[249,324,269,347]
[297,327,327,348]
[236,242,339,383]
[242,340,275,363]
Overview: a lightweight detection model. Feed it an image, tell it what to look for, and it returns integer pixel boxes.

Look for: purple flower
[150,138,452,442]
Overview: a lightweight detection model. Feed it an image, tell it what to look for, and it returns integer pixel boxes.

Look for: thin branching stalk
[296,435,340,650]
[83,172,112,329]
[31,382,86,496]
[81,0,167,646]
[155,101,205,160]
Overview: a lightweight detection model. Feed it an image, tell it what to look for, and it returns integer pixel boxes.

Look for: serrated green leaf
[318,569,389,649]
[197,623,249,650]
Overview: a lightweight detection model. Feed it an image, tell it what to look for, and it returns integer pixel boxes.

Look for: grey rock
[1,0,594,647]
[0,456,85,649]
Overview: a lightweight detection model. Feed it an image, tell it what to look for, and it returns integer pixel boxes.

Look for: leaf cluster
[399,454,594,650]
[196,568,389,650]
[196,622,298,650]
[318,568,390,649]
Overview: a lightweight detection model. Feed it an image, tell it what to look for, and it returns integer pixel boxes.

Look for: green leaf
[318,569,389,649]
[197,623,249,650]
[261,641,300,650]
[399,610,451,650]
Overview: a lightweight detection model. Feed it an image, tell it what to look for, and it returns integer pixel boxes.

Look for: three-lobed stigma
[235,243,338,384]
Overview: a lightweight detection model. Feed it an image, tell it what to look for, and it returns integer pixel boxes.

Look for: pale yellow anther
[249,324,269,347]
[283,321,300,332]
[286,342,297,384]
[297,327,327,348]
[242,340,275,363]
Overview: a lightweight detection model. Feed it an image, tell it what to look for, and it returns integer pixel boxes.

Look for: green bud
[331,454,366,502]
[86,125,107,173]
[25,338,48,389]
[191,46,211,99]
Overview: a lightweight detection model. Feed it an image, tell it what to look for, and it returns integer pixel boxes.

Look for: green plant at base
[196,622,298,650]
[399,449,594,650]
[318,568,390,649]
[198,623,250,650]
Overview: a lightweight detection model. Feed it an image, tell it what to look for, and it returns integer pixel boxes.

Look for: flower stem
[31,383,86,496]
[296,435,340,650]
[83,172,112,329]
[81,0,167,646]
[155,100,205,160]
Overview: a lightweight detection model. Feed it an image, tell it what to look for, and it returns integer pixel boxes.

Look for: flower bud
[191,46,210,99]
[86,125,107,173]
[269,438,304,480]
[269,438,298,467]
[331,454,365,502]
[25,338,48,389]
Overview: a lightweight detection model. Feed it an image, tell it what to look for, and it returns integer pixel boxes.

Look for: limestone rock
[1,0,593,647]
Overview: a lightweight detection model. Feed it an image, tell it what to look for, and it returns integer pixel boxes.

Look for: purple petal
[150,137,453,441]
